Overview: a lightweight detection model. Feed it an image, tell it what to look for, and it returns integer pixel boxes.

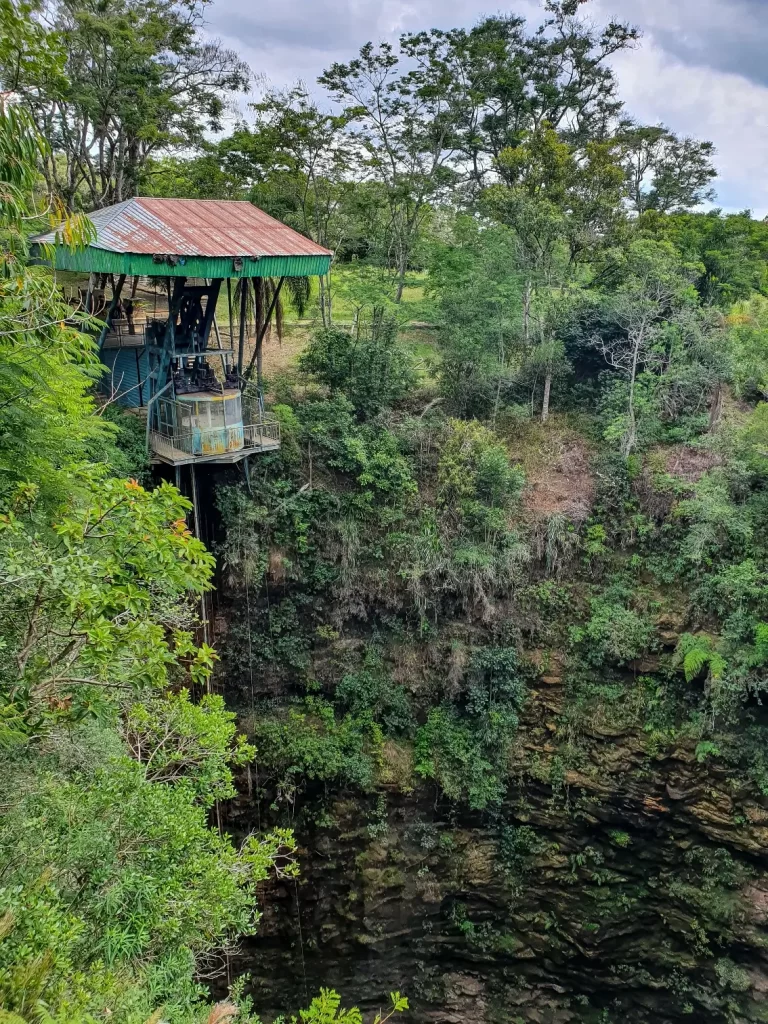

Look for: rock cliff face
[223,669,768,1024]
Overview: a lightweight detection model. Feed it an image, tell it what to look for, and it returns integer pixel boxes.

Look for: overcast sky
[204,0,768,216]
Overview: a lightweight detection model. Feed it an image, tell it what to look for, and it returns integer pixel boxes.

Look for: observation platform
[150,417,281,466]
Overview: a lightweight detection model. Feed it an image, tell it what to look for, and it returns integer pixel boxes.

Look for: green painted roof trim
[36,245,331,279]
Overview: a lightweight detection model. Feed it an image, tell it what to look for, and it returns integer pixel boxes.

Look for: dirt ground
[504,415,596,522]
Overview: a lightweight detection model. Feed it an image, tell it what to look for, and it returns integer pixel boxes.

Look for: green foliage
[608,830,631,848]
[0,723,296,1023]
[0,475,214,739]
[437,418,525,536]
[0,93,303,1024]
[675,470,753,566]
[415,647,525,809]
[591,239,724,456]
[250,698,382,795]
[498,824,548,875]
[124,690,255,806]
[426,221,523,415]
[278,988,408,1024]
[619,124,717,216]
[639,210,768,306]
[297,396,417,506]
[674,634,726,684]
[7,0,250,209]
[571,595,657,667]
[100,404,152,484]
[300,316,417,419]
[336,649,413,735]
[0,105,110,510]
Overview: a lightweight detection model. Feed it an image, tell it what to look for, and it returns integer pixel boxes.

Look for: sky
[203,0,768,216]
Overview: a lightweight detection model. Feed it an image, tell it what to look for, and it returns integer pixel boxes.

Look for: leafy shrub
[676,470,753,566]
[299,317,417,418]
[438,419,525,529]
[498,824,548,874]
[414,647,526,809]
[674,633,726,684]
[251,698,381,794]
[336,650,414,735]
[0,724,295,1022]
[572,597,657,666]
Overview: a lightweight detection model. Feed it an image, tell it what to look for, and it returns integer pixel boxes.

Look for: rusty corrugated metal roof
[34,197,332,259]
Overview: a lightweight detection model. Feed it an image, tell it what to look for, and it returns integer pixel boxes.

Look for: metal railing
[102,318,154,349]
[244,417,281,448]
[149,413,280,463]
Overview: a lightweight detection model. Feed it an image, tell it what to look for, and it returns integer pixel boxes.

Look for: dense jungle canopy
[4,0,768,1021]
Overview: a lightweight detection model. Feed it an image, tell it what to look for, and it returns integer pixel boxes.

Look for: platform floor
[150,437,280,467]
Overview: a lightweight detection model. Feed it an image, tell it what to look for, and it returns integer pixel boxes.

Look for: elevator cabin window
[177,393,244,456]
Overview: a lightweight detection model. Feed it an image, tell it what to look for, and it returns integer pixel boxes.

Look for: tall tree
[427,219,524,418]
[483,125,625,421]
[319,40,462,301]
[620,123,717,216]
[221,85,353,325]
[400,2,638,190]
[593,240,720,455]
[2,0,250,209]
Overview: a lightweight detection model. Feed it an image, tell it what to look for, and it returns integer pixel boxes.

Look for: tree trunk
[709,382,724,432]
[541,370,552,424]
[395,248,407,303]
[523,280,532,347]
[319,272,332,327]
[623,339,641,458]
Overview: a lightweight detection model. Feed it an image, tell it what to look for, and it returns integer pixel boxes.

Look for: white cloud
[204,0,768,213]
[592,12,768,213]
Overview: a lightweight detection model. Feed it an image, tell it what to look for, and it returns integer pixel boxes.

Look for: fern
[682,646,709,682]
[675,633,726,682]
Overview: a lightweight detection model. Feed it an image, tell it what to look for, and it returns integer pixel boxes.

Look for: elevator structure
[32,197,332,467]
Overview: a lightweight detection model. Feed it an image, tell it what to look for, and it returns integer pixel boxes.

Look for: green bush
[336,650,414,735]
[250,698,381,794]
[0,723,295,1023]
[299,317,417,418]
[414,647,526,809]
[572,597,657,666]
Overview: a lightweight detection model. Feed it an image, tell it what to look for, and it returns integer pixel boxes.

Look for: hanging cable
[294,875,309,1006]
[238,510,260,828]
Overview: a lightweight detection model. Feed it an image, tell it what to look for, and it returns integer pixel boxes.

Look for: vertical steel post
[237,279,247,377]
[190,463,211,662]
[96,273,126,352]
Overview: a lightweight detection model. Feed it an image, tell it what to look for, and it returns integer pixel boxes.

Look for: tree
[299,310,417,419]
[0,58,300,1022]
[400,4,638,189]
[3,0,250,209]
[222,85,353,325]
[0,0,67,107]
[0,99,107,508]
[481,125,615,421]
[620,123,717,216]
[427,219,524,418]
[638,209,768,306]
[593,239,720,455]
[0,705,297,1022]
[319,40,461,302]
